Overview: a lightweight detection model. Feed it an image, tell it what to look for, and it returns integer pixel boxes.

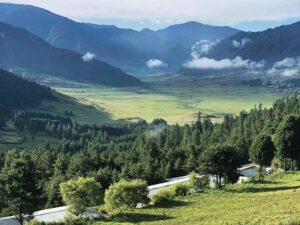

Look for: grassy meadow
[95,172,300,225]
[53,74,280,125]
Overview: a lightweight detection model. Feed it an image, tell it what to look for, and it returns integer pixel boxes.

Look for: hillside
[95,172,300,225]
[0,69,54,109]
[0,3,239,72]
[208,21,300,65]
[0,69,54,126]
[0,21,142,87]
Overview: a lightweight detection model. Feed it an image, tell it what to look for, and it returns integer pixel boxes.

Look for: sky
[2,0,300,31]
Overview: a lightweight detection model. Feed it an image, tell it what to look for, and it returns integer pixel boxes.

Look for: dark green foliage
[0,69,54,127]
[249,133,275,179]
[0,151,42,224]
[200,144,241,188]
[274,115,300,170]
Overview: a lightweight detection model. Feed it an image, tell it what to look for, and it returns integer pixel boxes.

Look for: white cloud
[282,69,299,77]
[4,0,300,28]
[267,67,299,77]
[273,57,300,68]
[146,59,167,68]
[82,52,96,62]
[267,67,278,75]
[183,56,265,70]
[232,39,251,49]
[190,40,218,58]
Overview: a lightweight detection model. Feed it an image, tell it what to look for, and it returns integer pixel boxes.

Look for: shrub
[60,177,102,216]
[171,183,190,196]
[272,157,282,170]
[104,180,149,210]
[189,172,210,193]
[151,188,175,204]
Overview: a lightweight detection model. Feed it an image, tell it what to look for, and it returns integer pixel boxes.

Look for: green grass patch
[94,172,300,225]
[54,75,280,125]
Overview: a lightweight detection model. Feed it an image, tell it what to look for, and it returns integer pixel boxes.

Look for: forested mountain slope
[0,21,142,87]
[208,21,300,65]
[0,3,239,71]
[0,69,54,126]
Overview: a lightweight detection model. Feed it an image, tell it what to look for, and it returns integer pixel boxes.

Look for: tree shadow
[110,212,173,223]
[228,185,300,193]
[151,199,192,209]
[248,180,282,185]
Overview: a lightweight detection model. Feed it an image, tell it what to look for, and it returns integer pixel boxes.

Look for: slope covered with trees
[208,21,300,65]
[0,69,54,128]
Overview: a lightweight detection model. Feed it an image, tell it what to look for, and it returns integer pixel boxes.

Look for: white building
[237,163,259,183]
[0,206,104,225]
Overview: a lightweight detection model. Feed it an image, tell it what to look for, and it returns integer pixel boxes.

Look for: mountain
[0,3,239,72]
[0,21,142,87]
[207,21,300,65]
[0,68,55,126]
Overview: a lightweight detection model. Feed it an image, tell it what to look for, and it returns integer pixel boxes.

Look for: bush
[151,188,175,204]
[272,157,282,170]
[104,180,149,210]
[60,177,102,216]
[171,183,190,196]
[189,172,210,193]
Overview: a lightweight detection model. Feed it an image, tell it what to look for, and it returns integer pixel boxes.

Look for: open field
[53,74,280,125]
[95,172,300,225]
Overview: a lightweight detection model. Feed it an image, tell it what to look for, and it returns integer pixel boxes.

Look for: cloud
[82,52,96,62]
[282,69,299,77]
[4,0,300,29]
[232,39,251,49]
[146,59,167,68]
[273,57,300,68]
[190,40,218,58]
[267,67,299,77]
[145,124,166,140]
[183,56,265,70]
[268,57,300,76]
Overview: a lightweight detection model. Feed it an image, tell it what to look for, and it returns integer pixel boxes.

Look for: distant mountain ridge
[0,21,142,87]
[207,21,300,65]
[0,3,240,72]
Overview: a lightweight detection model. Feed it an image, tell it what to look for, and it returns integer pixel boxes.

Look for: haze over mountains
[0,2,299,79]
[208,21,300,66]
[0,3,239,73]
[183,21,300,73]
[0,21,142,87]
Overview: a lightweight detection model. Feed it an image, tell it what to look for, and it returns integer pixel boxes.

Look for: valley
[50,73,280,125]
[0,2,300,225]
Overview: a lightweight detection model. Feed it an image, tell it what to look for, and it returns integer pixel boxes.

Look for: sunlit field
[54,76,280,125]
[94,172,300,225]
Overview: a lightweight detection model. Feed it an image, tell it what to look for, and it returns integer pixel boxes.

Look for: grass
[54,75,280,125]
[38,94,116,125]
[93,172,300,225]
